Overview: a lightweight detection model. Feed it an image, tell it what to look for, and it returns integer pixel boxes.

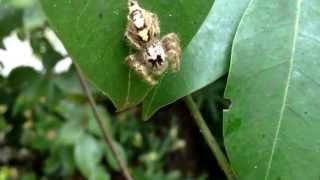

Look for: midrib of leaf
[264,0,302,179]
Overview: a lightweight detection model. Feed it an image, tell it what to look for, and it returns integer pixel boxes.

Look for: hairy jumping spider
[125,0,181,85]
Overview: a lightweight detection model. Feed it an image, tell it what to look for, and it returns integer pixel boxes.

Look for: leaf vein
[264,0,303,179]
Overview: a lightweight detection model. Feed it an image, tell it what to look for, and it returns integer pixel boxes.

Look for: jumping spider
[125,0,182,85]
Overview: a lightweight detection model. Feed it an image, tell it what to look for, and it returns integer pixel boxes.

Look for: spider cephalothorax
[125,0,160,50]
[126,40,168,85]
[125,0,181,85]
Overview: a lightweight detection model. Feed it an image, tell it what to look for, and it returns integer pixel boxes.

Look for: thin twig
[183,95,236,180]
[74,63,133,180]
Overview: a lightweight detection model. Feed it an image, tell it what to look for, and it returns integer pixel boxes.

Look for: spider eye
[156,55,163,64]
[148,59,157,67]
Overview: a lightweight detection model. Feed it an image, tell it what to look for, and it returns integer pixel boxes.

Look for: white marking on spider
[147,42,166,63]
[132,10,144,29]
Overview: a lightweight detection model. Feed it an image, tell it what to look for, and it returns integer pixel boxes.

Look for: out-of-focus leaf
[0,41,5,49]
[224,0,320,179]
[29,112,61,150]
[142,0,251,119]
[7,67,40,91]
[45,147,75,176]
[2,0,34,8]
[46,81,64,107]
[132,168,181,180]
[23,0,46,31]
[40,0,213,110]
[74,134,103,177]
[194,76,227,121]
[20,173,36,180]
[12,78,49,115]
[53,68,83,95]
[56,119,83,146]
[44,152,60,174]
[0,5,23,43]
[55,100,83,120]
[89,166,110,180]
[104,141,127,171]
[30,29,63,70]
[88,106,112,137]
[0,116,6,128]
[59,147,76,176]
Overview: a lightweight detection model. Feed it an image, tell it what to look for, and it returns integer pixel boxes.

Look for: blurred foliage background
[0,0,228,179]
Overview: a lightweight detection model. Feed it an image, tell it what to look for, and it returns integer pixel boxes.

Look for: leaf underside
[40,0,213,111]
[142,0,252,119]
[224,0,320,179]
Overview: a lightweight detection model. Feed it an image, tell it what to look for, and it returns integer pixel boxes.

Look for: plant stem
[75,63,133,180]
[183,95,236,180]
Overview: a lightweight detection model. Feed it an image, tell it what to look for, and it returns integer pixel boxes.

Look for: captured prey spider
[124,0,182,85]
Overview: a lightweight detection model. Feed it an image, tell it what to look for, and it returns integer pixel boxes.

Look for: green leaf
[89,166,110,180]
[45,147,76,176]
[23,0,46,31]
[30,29,63,70]
[224,0,320,179]
[142,0,252,119]
[20,173,36,180]
[44,152,60,174]
[88,106,112,137]
[2,0,34,8]
[7,67,40,91]
[104,141,127,171]
[56,100,84,120]
[12,78,49,115]
[0,40,5,49]
[39,0,213,110]
[56,119,83,146]
[0,4,23,41]
[30,112,61,150]
[58,147,76,176]
[0,116,10,134]
[74,134,103,178]
[53,68,83,95]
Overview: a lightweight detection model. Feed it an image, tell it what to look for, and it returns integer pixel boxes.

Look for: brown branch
[74,63,133,180]
[184,95,236,180]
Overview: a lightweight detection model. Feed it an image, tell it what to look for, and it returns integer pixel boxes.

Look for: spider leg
[151,61,168,77]
[125,27,143,50]
[161,33,181,72]
[145,11,160,39]
[125,54,157,85]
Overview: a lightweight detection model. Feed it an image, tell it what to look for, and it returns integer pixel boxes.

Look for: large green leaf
[224,0,320,179]
[74,134,103,178]
[0,4,23,45]
[142,0,251,119]
[39,0,213,110]
[89,166,110,180]
[104,140,127,171]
